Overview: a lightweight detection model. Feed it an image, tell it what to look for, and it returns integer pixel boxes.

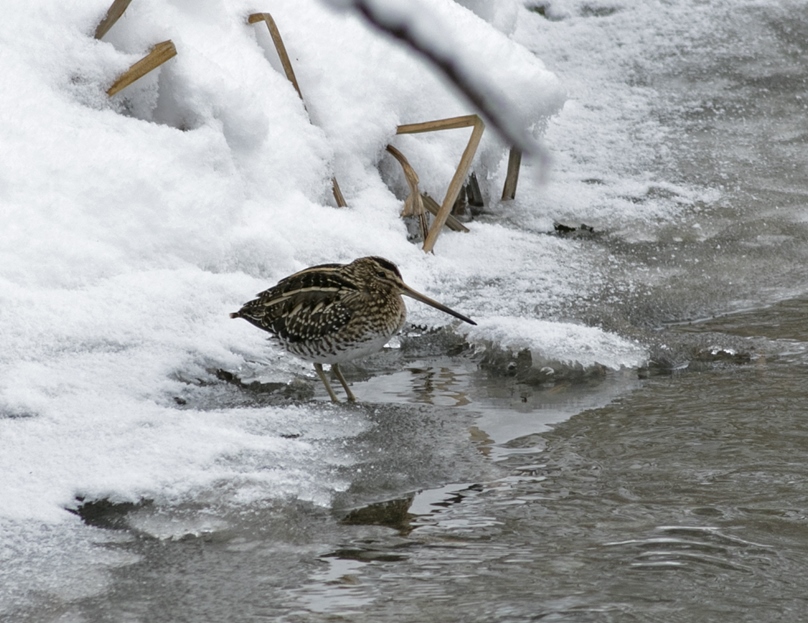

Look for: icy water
[23,321,808,623]
[7,2,808,622]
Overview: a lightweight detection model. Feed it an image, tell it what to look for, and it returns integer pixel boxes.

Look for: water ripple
[605,525,774,573]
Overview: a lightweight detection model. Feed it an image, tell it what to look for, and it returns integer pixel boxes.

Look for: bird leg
[331,363,357,402]
[313,363,341,403]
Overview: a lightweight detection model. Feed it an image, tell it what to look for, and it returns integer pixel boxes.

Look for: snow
[0,0,711,541]
[463,317,647,371]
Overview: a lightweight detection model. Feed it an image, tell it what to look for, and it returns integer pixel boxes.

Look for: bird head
[349,256,476,325]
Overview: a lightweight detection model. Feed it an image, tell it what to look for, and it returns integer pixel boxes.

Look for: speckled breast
[282,298,407,365]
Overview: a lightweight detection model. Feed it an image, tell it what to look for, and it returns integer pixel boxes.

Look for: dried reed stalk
[501,147,522,200]
[106,40,177,97]
[420,194,470,233]
[94,0,132,40]
[397,114,484,252]
[247,13,303,100]
[385,144,428,241]
[248,12,347,207]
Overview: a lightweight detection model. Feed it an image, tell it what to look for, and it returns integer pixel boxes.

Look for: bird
[230,256,476,402]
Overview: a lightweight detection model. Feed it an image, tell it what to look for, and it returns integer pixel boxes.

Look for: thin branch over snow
[322,0,548,161]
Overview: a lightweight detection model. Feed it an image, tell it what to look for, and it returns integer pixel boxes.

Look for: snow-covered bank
[0,0,662,528]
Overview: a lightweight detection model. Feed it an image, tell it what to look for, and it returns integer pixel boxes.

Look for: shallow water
[6,1,808,622]
[20,306,808,623]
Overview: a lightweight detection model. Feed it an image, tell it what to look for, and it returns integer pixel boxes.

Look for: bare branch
[326,0,548,162]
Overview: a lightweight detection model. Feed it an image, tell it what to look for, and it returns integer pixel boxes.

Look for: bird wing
[269,289,356,342]
[256,262,344,298]
[236,267,359,342]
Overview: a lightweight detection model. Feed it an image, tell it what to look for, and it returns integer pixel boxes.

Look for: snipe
[230,256,476,402]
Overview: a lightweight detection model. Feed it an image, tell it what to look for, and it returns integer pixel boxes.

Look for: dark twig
[338,0,546,164]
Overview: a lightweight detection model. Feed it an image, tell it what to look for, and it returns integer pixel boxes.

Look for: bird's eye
[377,271,387,278]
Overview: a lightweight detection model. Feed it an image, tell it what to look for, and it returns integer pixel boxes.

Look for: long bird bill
[400,284,477,325]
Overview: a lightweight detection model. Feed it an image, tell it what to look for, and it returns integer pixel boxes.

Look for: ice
[463,316,647,371]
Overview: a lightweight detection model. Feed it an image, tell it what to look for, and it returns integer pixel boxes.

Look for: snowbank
[0,0,653,526]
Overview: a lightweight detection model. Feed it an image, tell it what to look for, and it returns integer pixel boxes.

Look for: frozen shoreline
[0,0,658,527]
